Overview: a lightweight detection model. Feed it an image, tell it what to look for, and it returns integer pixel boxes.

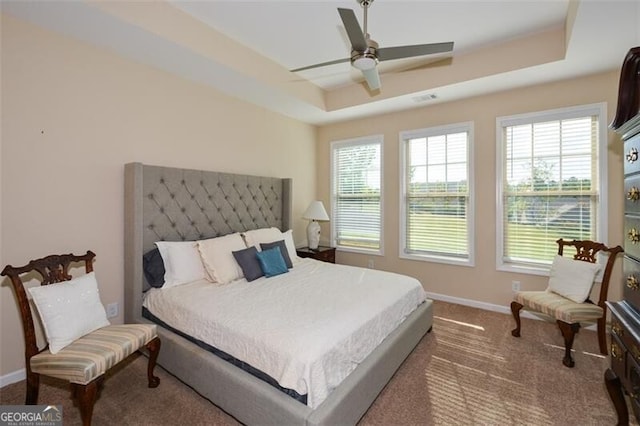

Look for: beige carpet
[0,301,630,425]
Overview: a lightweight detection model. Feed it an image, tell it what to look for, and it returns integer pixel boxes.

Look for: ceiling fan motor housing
[351,38,379,70]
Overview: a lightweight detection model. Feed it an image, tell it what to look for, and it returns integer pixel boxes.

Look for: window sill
[400,252,474,267]
[336,246,383,256]
[497,262,550,277]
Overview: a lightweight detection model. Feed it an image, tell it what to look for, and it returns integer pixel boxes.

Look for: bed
[124,162,433,426]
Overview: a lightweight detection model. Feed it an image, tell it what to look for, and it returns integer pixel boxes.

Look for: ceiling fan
[290,0,454,91]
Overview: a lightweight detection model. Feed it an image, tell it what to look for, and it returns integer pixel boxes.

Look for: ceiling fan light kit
[352,48,378,71]
[290,0,454,92]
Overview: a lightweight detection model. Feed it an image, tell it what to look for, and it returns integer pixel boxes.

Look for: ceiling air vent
[413,93,438,103]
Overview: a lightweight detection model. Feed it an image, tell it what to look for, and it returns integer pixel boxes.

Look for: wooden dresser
[605,46,640,425]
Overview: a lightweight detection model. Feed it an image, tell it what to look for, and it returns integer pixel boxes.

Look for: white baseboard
[0,368,25,388]
[425,291,597,331]
[0,293,597,388]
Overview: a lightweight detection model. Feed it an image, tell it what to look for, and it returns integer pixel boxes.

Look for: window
[399,122,474,265]
[496,103,607,273]
[330,135,383,254]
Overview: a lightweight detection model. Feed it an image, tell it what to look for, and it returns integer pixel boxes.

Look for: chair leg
[145,337,161,388]
[72,378,101,426]
[511,301,523,337]
[597,316,608,355]
[557,320,580,368]
[25,370,39,405]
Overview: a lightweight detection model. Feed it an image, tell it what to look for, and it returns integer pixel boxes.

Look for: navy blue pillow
[256,247,288,277]
[143,248,165,288]
[232,246,264,282]
[260,240,292,269]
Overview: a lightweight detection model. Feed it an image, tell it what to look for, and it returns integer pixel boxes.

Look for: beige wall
[317,71,624,309]
[0,15,317,376]
[0,11,627,380]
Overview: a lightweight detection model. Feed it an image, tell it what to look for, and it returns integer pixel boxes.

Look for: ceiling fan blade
[377,42,454,62]
[290,57,351,73]
[362,67,381,91]
[338,8,367,52]
[387,57,454,74]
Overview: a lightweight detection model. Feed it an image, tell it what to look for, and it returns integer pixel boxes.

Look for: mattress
[142,258,426,408]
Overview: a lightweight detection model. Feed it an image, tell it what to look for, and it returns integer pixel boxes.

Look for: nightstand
[296,246,336,264]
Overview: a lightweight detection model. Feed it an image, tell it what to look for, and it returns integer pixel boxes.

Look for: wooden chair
[510,239,623,368]
[1,251,161,426]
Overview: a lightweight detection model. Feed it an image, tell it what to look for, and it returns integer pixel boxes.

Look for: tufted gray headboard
[124,162,292,322]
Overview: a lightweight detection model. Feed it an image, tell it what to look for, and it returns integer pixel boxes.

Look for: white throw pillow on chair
[547,255,601,303]
[28,272,110,354]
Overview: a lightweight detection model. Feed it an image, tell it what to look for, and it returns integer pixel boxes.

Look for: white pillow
[198,233,247,284]
[547,255,601,303]
[281,229,301,265]
[244,227,299,264]
[28,272,110,354]
[155,241,207,288]
[243,227,283,249]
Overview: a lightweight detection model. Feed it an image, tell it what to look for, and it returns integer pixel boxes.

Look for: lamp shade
[302,201,330,221]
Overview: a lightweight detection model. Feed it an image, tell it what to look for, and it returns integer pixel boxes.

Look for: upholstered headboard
[124,162,292,323]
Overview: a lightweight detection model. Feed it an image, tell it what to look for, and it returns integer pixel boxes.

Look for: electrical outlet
[367,259,374,269]
[106,302,118,318]
[511,281,521,292]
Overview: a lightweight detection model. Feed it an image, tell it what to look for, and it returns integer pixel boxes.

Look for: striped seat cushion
[31,324,157,385]
[514,290,603,323]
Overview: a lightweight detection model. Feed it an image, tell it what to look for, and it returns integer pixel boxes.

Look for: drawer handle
[628,275,640,291]
[628,147,639,163]
[613,322,625,336]
[611,342,623,360]
[629,228,640,243]
[628,187,640,202]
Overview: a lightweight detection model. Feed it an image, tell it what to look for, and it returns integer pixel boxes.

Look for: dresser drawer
[610,330,627,383]
[312,249,334,263]
[625,216,640,261]
[608,300,640,424]
[613,310,640,372]
[624,256,640,310]
[629,354,640,420]
[626,174,640,213]
[625,134,640,176]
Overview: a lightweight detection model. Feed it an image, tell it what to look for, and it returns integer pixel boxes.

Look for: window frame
[495,102,608,275]
[330,135,384,256]
[399,121,475,266]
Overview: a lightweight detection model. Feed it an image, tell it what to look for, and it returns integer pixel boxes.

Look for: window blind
[403,129,470,260]
[331,138,382,251]
[501,114,599,266]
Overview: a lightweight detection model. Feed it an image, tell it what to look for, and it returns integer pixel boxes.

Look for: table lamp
[302,201,330,250]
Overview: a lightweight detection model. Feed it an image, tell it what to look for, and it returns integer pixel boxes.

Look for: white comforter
[143,258,426,408]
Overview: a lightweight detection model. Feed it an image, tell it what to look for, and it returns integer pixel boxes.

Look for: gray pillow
[232,246,264,282]
[143,248,165,288]
[260,240,293,269]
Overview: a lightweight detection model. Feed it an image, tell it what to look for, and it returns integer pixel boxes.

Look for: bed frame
[124,162,433,426]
